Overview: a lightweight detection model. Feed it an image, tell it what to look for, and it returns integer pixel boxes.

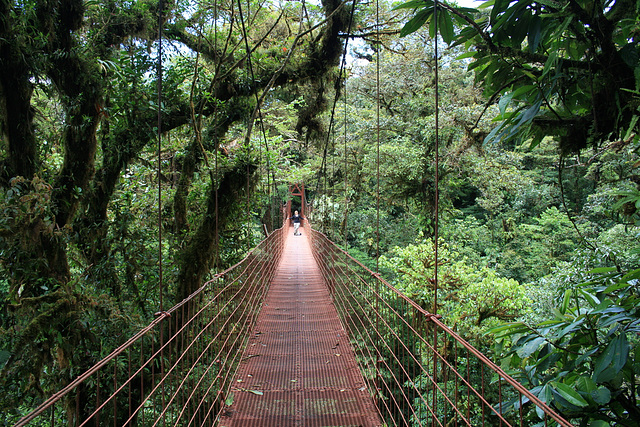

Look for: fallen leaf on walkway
[225,392,235,406]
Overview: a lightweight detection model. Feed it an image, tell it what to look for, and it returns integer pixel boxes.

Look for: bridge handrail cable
[309,226,574,427]
[14,215,287,427]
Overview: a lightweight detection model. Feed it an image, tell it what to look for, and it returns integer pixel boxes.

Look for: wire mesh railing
[309,228,574,427]
[14,222,286,427]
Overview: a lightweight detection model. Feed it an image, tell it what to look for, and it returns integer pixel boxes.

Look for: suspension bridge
[14,195,573,427]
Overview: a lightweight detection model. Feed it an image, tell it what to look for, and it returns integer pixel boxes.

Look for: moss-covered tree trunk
[176,162,257,302]
[173,102,245,233]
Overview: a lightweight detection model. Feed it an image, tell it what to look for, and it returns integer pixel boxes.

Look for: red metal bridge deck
[220,227,382,426]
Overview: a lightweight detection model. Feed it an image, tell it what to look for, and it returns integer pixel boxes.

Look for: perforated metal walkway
[220,226,382,426]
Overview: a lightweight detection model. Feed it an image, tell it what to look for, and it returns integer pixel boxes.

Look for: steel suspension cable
[316,0,358,197]
[331,127,336,236]
[236,0,258,253]
[432,2,441,425]
[215,0,219,269]
[157,0,164,313]
[155,3,166,423]
[344,74,348,250]
[375,0,380,273]
[433,0,440,316]
[374,0,383,419]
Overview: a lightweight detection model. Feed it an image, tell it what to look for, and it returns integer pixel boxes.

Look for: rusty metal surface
[220,227,382,427]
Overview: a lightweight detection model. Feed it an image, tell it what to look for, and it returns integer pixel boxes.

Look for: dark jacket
[290,214,303,223]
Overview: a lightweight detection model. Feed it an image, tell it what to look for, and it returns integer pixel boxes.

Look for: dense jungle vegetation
[1,0,639,424]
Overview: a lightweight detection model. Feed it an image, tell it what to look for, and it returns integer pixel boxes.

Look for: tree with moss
[0,0,354,420]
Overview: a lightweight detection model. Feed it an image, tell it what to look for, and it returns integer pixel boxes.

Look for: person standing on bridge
[290,210,304,236]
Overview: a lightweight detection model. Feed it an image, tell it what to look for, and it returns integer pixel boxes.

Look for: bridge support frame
[287,183,306,218]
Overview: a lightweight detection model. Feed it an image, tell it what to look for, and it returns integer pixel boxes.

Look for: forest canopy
[1,0,639,425]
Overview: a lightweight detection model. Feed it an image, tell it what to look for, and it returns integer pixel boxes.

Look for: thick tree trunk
[173,104,243,233]
[49,53,102,228]
[0,1,39,181]
[0,62,38,181]
[176,162,257,302]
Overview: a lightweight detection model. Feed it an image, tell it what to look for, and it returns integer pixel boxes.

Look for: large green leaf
[591,387,611,405]
[621,268,640,282]
[486,321,531,336]
[527,14,542,53]
[490,0,510,22]
[517,99,542,124]
[593,334,629,384]
[516,336,546,358]
[498,92,514,116]
[556,318,585,339]
[560,288,572,314]
[468,55,493,71]
[551,381,589,407]
[438,9,455,45]
[587,267,618,274]
[455,51,477,61]
[535,384,553,420]
[511,84,537,99]
[579,289,600,308]
[542,50,558,77]
[575,375,597,393]
[392,0,430,11]
[598,313,634,329]
[401,8,433,37]
[510,8,531,47]
[0,350,10,367]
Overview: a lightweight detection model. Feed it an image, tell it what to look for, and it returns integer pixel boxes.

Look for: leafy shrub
[489,267,640,426]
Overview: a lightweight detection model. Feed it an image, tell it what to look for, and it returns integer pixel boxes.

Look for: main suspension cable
[432,2,441,424]
[433,0,440,316]
[157,0,164,312]
[316,0,358,197]
[344,69,348,250]
[156,0,166,420]
[236,0,254,253]
[375,0,381,273]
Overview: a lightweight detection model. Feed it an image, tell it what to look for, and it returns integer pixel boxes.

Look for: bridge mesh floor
[219,227,382,426]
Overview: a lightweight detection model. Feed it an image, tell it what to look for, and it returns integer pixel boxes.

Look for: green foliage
[495,206,579,282]
[379,238,530,339]
[440,215,492,262]
[396,0,640,152]
[489,267,640,425]
[1,0,639,424]
[0,0,355,417]
[0,177,61,298]
[613,189,640,225]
